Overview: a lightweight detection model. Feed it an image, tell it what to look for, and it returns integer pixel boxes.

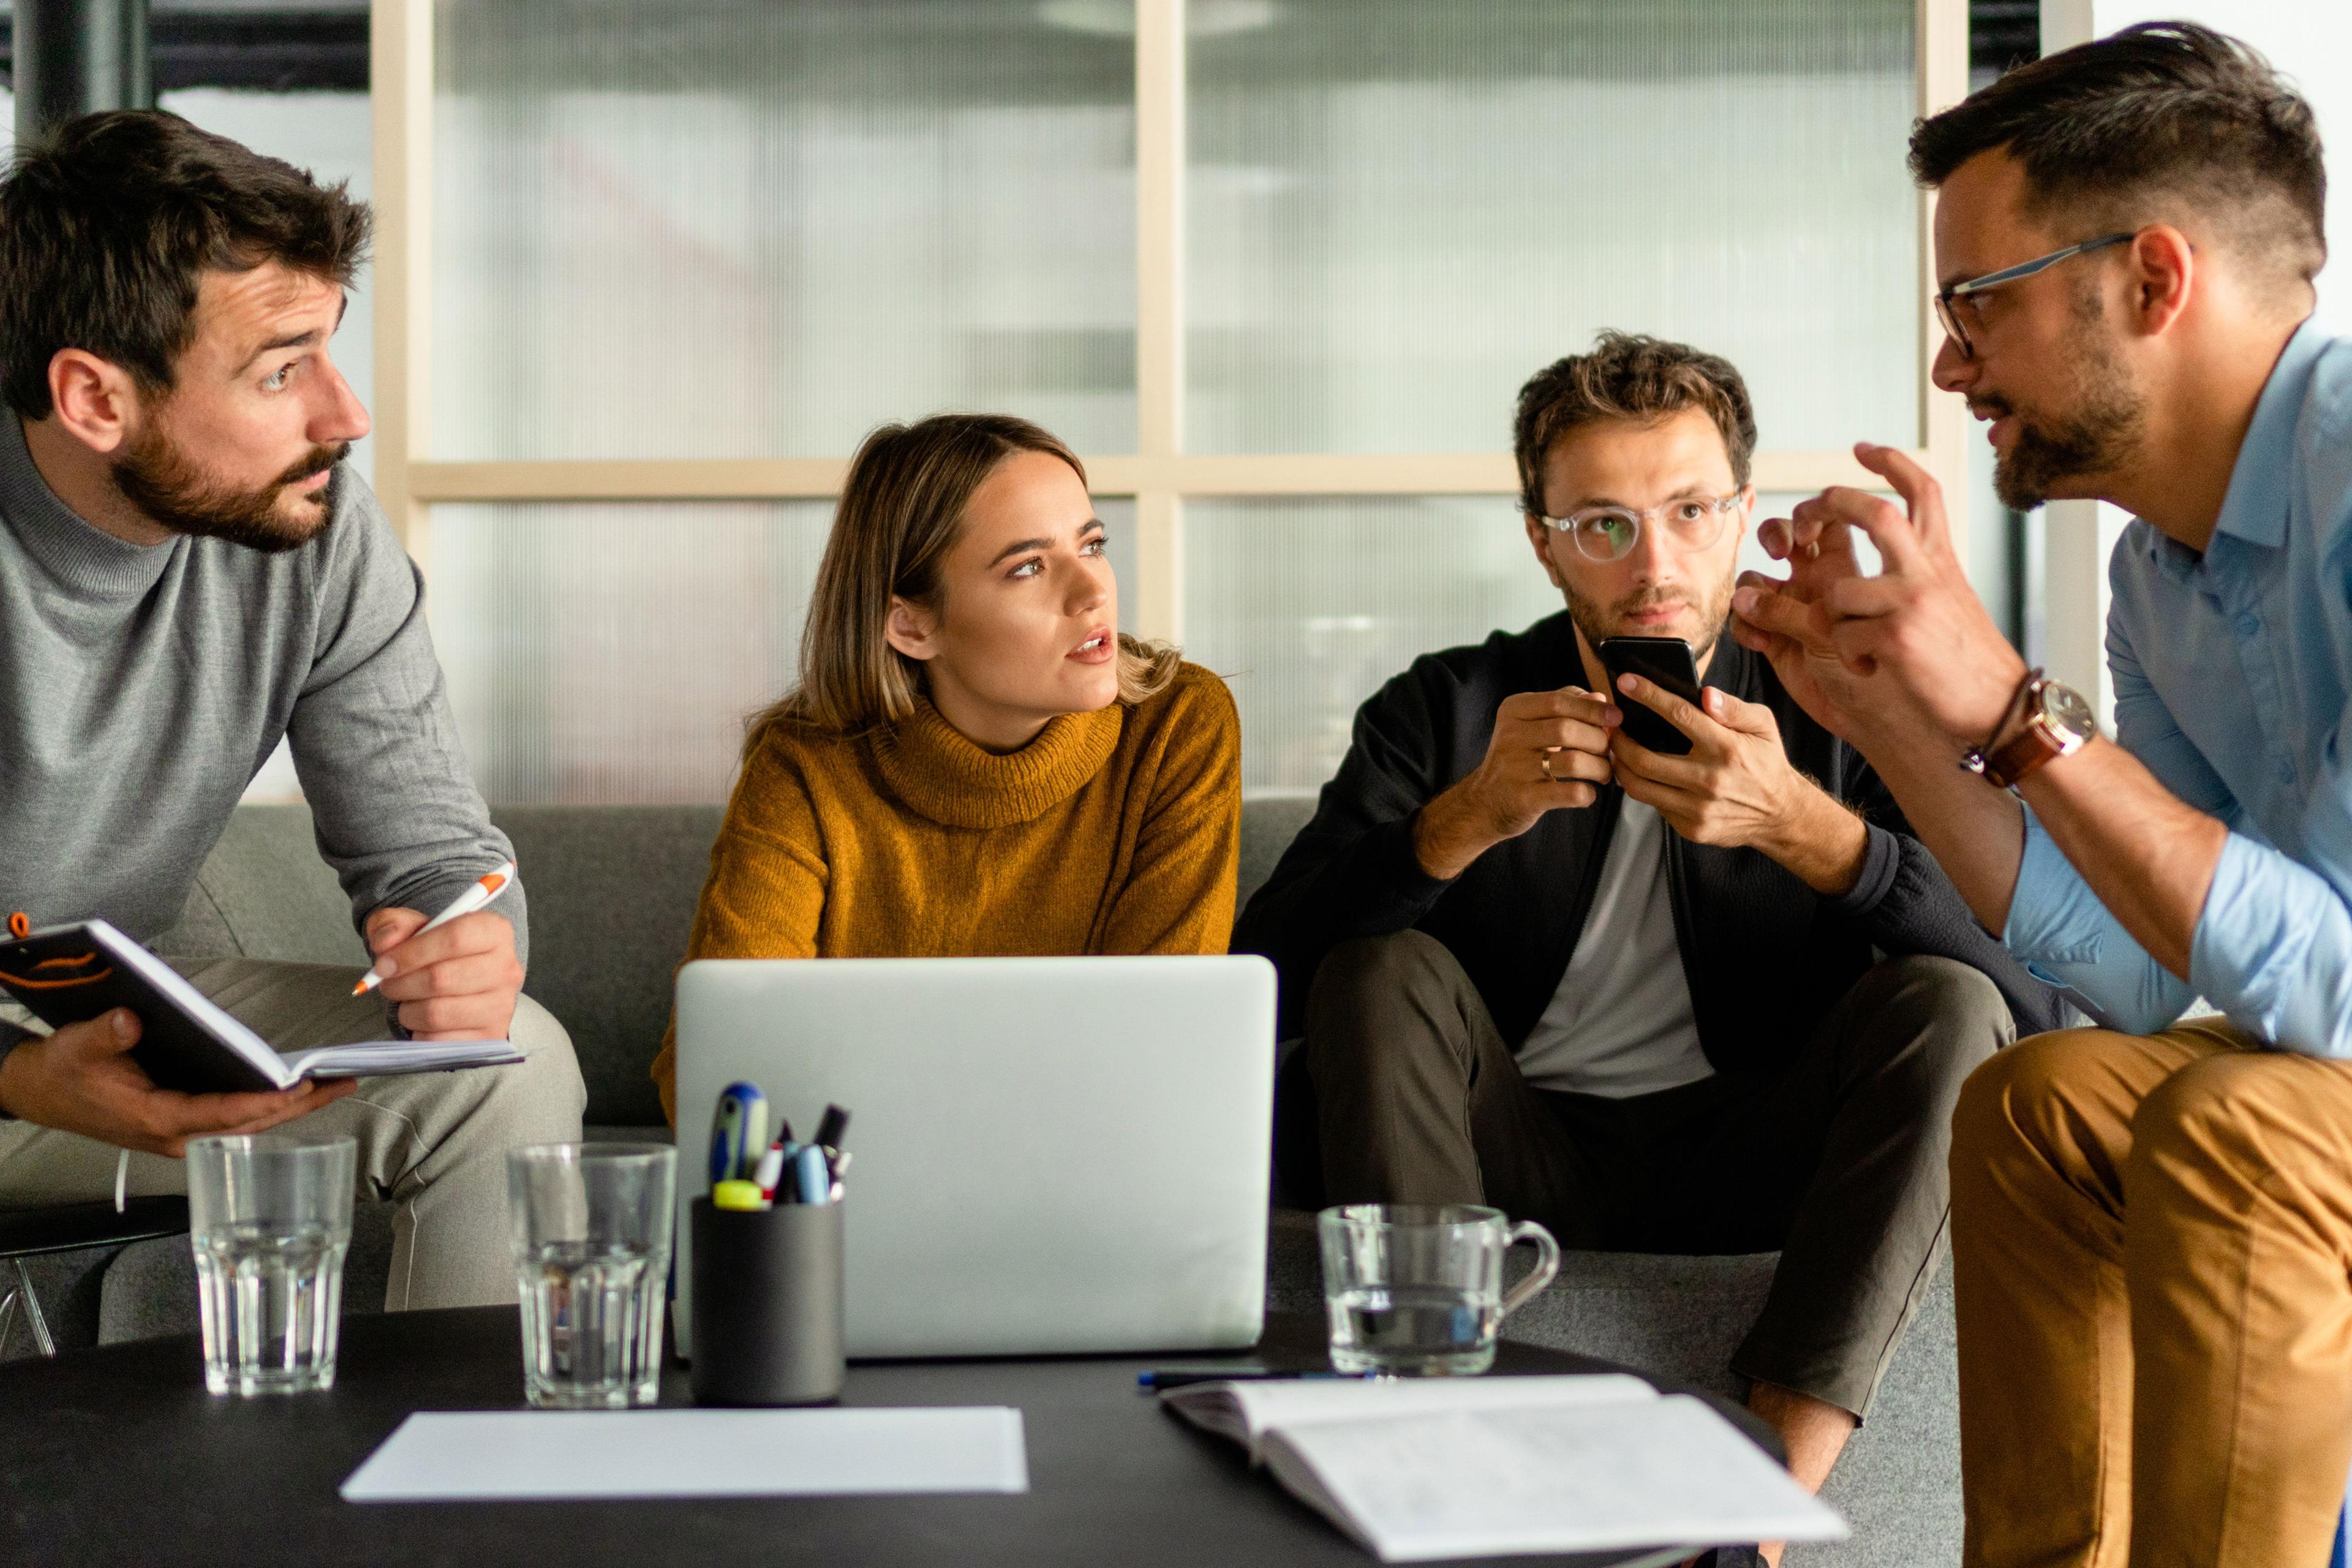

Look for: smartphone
[1596,636,1704,756]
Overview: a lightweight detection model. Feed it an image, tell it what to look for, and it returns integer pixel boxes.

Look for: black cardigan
[1234,611,2067,1070]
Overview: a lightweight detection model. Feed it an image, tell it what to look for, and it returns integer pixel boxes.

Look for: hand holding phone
[1597,637,1704,756]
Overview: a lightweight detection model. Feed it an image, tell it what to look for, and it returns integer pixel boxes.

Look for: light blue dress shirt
[2005,318,2352,1054]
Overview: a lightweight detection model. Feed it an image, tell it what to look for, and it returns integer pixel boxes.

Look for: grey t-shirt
[0,414,522,1045]
[1513,799,1712,1098]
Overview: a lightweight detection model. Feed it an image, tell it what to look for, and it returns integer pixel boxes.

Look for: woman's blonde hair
[747,413,1180,751]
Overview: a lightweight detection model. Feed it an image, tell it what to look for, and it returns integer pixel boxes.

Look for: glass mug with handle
[1318,1204,1562,1376]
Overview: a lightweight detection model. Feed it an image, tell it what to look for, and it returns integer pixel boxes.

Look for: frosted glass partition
[432,0,1140,461]
[431,496,1139,804]
[1186,0,1920,454]
[1184,493,1814,796]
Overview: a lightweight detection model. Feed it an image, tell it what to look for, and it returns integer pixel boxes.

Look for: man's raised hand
[1735,442,2026,751]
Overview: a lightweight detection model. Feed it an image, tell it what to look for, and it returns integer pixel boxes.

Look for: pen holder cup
[689,1196,846,1407]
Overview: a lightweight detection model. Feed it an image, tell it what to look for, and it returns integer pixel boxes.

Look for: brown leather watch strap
[1981,705,2066,790]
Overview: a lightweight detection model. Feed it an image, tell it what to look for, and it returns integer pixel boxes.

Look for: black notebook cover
[0,925,285,1094]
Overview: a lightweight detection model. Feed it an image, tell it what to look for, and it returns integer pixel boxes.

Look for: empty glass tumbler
[507,1142,676,1408]
[187,1131,357,1396]
[1319,1203,1561,1376]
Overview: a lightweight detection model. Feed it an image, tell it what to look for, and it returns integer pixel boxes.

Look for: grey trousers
[0,956,587,1311]
[1300,930,2013,1418]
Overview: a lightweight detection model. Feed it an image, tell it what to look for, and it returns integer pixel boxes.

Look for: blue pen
[709,1082,767,1186]
[794,1143,832,1206]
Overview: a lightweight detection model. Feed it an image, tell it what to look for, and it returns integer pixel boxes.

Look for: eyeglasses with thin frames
[1537,489,1746,564]
[1934,231,2134,360]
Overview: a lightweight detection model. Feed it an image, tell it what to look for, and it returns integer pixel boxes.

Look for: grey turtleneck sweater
[0,414,524,1047]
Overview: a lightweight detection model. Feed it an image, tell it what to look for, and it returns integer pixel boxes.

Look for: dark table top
[0,1308,1777,1567]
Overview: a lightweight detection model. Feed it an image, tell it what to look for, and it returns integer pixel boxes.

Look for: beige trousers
[1950,1021,2352,1568]
[0,956,586,1311]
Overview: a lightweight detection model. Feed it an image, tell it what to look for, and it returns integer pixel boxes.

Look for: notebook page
[282,1040,523,1079]
[1163,1373,1655,1460]
[1261,1393,1847,1562]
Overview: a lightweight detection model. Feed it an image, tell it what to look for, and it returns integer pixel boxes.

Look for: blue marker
[794,1143,832,1206]
[709,1082,767,1186]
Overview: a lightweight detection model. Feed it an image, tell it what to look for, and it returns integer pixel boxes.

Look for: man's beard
[1562,571,1733,664]
[1985,293,2146,511]
[111,424,348,553]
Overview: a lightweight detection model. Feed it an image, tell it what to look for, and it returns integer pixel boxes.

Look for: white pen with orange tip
[351,861,518,995]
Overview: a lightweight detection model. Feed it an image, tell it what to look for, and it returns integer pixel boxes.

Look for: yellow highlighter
[711,1180,771,1212]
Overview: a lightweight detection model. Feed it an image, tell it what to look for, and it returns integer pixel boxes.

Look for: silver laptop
[671,954,1275,1359]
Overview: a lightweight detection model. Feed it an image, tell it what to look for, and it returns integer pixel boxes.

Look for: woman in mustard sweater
[653,413,1242,1122]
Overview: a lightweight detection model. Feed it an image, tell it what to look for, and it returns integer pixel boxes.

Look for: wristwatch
[1962,669,2095,789]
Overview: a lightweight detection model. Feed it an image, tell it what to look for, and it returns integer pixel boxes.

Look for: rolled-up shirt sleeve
[2191,827,2352,1055]
[2004,804,2196,1035]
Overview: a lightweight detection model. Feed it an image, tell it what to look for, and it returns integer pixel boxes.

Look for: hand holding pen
[357,862,526,1042]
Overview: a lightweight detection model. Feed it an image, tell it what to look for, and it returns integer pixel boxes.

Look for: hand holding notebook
[0,918,521,1153]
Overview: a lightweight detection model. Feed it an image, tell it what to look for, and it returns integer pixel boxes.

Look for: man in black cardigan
[1235,333,2063,1511]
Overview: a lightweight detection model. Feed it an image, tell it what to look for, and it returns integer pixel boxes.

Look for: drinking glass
[507,1142,675,1408]
[1318,1203,1561,1376]
[186,1131,357,1396]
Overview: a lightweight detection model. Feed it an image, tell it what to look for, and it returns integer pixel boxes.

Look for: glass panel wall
[430,496,1138,803]
[1186,0,1918,454]
[432,0,1140,461]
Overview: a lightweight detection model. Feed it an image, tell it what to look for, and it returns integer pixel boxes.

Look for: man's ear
[1524,513,1568,593]
[47,349,142,456]
[2125,225,2195,339]
[884,595,940,662]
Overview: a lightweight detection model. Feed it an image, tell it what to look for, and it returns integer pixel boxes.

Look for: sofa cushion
[1238,794,1314,908]
[491,805,725,1129]
[154,805,370,967]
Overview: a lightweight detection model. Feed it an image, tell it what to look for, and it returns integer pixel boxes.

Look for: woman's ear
[885,595,939,663]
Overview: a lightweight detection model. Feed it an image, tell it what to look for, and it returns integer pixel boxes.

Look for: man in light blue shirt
[1734,22,2352,1568]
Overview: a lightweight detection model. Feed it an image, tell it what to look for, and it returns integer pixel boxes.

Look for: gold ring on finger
[1541,751,1555,781]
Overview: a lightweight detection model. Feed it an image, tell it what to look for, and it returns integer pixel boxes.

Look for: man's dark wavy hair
[1909,21,2324,293]
[1512,332,1756,519]
[0,109,371,420]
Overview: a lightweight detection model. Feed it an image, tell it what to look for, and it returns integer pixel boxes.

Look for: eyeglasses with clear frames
[1538,489,1746,564]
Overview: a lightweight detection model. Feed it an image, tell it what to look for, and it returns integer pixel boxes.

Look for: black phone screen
[1596,636,1703,757]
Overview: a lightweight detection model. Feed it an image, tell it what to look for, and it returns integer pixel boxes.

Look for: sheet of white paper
[1265,1393,1847,1562]
[341,1407,1028,1502]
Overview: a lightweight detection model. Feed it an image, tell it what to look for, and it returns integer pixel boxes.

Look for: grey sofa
[17,800,1961,1565]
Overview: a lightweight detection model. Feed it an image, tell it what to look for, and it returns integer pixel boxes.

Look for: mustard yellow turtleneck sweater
[653,662,1242,1123]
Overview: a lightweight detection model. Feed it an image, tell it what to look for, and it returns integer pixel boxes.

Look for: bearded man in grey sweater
[0,112,584,1310]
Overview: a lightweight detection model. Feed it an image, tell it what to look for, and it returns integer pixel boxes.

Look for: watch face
[2040,681,2096,742]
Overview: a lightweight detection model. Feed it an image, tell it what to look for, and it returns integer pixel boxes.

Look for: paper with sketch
[1162,1373,1656,1460]
[341,1407,1028,1502]
[1259,1393,1847,1563]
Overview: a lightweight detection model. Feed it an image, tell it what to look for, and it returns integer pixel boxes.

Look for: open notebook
[0,919,521,1094]
[1162,1374,1848,1564]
